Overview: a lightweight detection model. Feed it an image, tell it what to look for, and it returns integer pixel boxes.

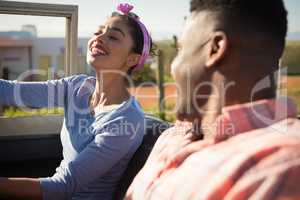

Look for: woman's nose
[95,29,108,41]
[95,33,105,42]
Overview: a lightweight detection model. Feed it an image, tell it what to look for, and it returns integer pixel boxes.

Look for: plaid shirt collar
[215,97,298,141]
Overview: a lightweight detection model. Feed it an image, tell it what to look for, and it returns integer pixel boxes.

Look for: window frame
[0,1,78,137]
[0,0,78,75]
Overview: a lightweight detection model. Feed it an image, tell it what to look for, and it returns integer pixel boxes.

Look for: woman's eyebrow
[110,27,126,37]
[97,25,125,37]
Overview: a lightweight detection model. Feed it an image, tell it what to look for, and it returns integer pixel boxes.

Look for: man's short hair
[190,0,288,48]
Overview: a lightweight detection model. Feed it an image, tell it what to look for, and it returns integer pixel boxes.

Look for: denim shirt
[0,75,145,200]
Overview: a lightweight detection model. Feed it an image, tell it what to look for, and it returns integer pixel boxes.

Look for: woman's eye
[93,31,102,36]
[109,36,119,41]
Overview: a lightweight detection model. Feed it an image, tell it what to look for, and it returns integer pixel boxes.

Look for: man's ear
[205,31,228,68]
[126,53,141,68]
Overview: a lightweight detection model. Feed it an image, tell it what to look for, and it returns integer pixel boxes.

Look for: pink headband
[117,3,151,70]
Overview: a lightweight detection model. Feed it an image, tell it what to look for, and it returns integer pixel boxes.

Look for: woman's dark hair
[111,12,156,75]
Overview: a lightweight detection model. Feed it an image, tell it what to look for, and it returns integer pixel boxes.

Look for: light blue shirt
[0,75,145,200]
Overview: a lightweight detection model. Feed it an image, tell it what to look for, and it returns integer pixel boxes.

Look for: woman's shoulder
[60,75,96,95]
[93,97,145,135]
[62,74,94,84]
[113,96,145,120]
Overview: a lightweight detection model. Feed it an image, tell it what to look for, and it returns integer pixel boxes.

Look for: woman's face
[87,16,140,73]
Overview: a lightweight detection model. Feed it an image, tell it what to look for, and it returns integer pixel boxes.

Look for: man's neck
[193,82,277,140]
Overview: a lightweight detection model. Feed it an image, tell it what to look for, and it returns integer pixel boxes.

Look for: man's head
[172,0,288,124]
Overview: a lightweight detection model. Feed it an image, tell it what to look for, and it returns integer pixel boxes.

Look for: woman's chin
[87,59,98,70]
[89,63,101,70]
[87,56,101,68]
[88,61,109,72]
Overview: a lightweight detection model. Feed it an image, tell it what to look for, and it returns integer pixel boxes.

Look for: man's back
[126,98,300,199]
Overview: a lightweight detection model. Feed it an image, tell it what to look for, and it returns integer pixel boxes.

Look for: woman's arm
[40,134,136,199]
[0,76,78,108]
[39,117,143,200]
[0,177,42,200]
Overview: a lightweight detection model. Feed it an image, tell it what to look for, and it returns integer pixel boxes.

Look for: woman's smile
[90,41,109,57]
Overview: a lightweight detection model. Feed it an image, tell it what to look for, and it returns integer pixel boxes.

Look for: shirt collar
[215,97,298,141]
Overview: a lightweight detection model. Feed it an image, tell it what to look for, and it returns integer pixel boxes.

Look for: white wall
[33,37,91,74]
[0,47,30,79]
[0,36,92,79]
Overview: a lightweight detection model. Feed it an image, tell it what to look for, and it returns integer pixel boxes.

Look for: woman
[0,3,153,200]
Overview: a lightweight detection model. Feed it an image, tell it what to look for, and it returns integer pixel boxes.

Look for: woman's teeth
[91,47,107,56]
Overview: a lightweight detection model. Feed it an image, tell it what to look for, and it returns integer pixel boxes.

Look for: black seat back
[113,115,170,200]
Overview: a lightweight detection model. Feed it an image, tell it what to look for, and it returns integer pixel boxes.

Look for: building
[0,31,34,80]
[0,25,92,80]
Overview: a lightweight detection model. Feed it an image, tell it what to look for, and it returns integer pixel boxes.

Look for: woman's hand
[0,177,43,200]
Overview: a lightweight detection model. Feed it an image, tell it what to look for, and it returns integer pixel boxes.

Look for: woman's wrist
[0,177,43,200]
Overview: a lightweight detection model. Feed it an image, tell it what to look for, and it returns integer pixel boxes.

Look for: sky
[0,0,299,40]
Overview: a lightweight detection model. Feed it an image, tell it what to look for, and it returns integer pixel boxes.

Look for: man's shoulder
[160,122,193,136]
[257,117,300,139]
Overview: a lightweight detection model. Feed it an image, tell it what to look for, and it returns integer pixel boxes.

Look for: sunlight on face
[86,16,136,72]
[171,12,215,121]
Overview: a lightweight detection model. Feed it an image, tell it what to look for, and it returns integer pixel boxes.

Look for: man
[126,0,300,199]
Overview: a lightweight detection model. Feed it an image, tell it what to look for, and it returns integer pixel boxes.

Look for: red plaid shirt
[126,97,300,200]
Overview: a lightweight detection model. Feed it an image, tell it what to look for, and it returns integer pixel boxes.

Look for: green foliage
[287,87,300,113]
[155,39,178,76]
[164,74,175,83]
[130,38,178,84]
[282,41,300,75]
[3,107,64,118]
[144,103,176,123]
[131,63,157,85]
